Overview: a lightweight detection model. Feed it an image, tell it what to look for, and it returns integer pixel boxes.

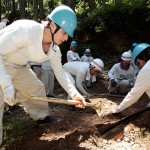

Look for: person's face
[71,46,77,51]
[90,68,100,76]
[122,60,130,66]
[50,22,68,45]
[136,59,146,69]
[86,52,91,57]
[54,28,68,45]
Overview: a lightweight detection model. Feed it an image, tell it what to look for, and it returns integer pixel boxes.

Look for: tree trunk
[33,0,38,21]
[11,0,15,13]
[65,0,75,11]
[0,0,1,20]
[48,0,55,12]
[87,0,96,10]
[39,0,43,21]
[20,0,25,19]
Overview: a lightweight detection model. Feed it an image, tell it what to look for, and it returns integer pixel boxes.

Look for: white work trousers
[0,65,49,145]
[41,69,55,96]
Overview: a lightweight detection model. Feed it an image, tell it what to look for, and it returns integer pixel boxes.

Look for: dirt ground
[1,75,150,150]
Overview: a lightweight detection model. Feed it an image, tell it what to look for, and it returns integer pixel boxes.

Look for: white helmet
[85,49,91,53]
[121,51,132,61]
[90,58,104,71]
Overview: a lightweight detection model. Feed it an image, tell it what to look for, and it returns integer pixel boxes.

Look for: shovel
[11,92,102,116]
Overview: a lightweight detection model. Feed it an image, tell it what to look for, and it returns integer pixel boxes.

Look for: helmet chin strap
[48,21,60,45]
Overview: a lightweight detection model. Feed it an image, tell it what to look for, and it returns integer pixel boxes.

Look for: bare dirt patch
[1,76,150,150]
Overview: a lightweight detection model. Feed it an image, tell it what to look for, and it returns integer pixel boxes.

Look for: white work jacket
[118,60,150,111]
[0,22,6,30]
[80,55,94,64]
[63,62,90,95]
[67,50,80,62]
[0,19,82,98]
[108,63,135,83]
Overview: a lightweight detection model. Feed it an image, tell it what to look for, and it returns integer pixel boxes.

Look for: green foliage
[1,0,150,53]
[77,43,101,58]
[75,0,150,53]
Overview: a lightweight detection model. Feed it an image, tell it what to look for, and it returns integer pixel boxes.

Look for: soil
[1,75,150,150]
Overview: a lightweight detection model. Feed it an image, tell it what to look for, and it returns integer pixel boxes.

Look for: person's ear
[50,21,56,32]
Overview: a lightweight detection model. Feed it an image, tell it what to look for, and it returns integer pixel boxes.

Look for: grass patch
[3,117,31,144]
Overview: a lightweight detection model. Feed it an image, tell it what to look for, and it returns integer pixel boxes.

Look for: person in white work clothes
[108,51,135,95]
[67,41,80,62]
[0,5,86,146]
[63,59,104,97]
[81,49,94,64]
[113,43,150,113]
[0,18,9,30]
[41,60,55,97]
[80,48,94,87]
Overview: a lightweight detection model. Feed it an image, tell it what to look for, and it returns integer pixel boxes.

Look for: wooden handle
[14,96,95,107]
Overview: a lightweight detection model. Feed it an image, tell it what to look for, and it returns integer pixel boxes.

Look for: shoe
[37,116,61,126]
[47,94,56,98]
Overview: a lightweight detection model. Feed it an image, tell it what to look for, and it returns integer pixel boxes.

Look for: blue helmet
[132,43,150,61]
[48,5,77,38]
[70,41,77,47]
[132,43,138,47]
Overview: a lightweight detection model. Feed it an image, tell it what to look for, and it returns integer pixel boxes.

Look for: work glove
[72,96,87,108]
[111,108,122,114]
[111,79,117,87]
[3,85,15,106]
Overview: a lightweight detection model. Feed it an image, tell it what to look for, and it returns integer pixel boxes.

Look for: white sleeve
[76,72,88,95]
[91,57,94,62]
[0,27,28,89]
[0,22,6,30]
[77,54,80,61]
[50,49,83,98]
[67,51,76,61]
[108,64,117,80]
[80,56,84,62]
[118,68,150,111]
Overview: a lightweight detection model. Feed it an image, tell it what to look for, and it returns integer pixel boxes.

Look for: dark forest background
[1,0,150,63]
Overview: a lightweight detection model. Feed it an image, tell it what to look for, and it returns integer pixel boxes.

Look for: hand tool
[11,92,102,116]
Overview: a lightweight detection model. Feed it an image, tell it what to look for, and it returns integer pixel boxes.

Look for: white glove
[72,96,87,108]
[3,85,15,106]
[112,108,122,114]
